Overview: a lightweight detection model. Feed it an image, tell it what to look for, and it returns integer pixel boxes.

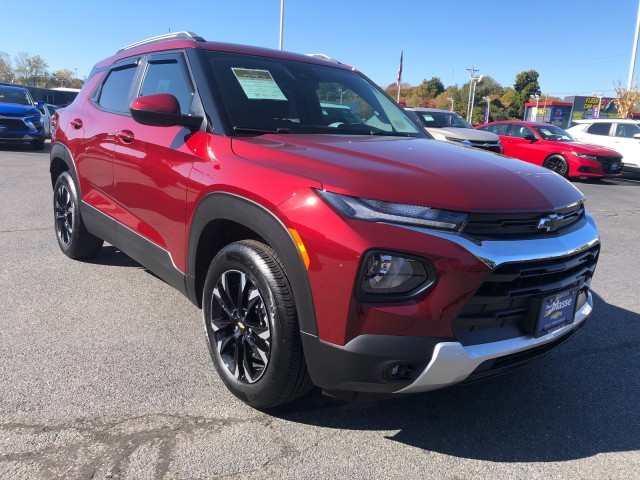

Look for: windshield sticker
[232,68,287,101]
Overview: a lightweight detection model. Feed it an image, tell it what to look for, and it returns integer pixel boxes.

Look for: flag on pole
[396,49,403,86]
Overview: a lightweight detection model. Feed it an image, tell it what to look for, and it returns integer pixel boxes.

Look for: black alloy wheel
[203,240,312,408]
[544,155,569,177]
[52,172,103,259]
[209,268,271,384]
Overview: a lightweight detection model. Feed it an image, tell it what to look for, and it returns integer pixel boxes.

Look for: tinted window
[586,122,611,136]
[481,124,509,135]
[614,122,640,138]
[204,51,424,137]
[508,124,533,138]
[97,66,137,113]
[139,60,194,115]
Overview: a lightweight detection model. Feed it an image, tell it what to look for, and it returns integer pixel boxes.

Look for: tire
[32,137,45,150]
[53,172,103,259]
[203,240,312,408]
[543,154,569,178]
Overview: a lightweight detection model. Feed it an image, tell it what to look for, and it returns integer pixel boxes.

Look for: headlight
[316,190,468,231]
[445,137,472,146]
[357,250,436,301]
[574,152,597,160]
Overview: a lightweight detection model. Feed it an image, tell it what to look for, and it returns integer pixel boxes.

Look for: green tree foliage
[509,70,541,119]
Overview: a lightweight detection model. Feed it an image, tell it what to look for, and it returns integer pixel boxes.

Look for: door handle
[70,118,83,129]
[116,129,134,144]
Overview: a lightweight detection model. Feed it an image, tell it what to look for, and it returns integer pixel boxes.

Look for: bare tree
[13,52,33,84]
[613,81,640,118]
[28,55,49,87]
[0,51,13,82]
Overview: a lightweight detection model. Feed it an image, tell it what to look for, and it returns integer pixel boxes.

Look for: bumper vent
[453,244,599,346]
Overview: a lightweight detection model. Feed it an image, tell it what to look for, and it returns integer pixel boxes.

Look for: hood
[562,141,621,156]
[427,127,500,142]
[231,135,584,213]
[0,102,40,116]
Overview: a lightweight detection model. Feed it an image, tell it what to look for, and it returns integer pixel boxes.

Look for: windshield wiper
[234,126,291,135]
[368,130,413,137]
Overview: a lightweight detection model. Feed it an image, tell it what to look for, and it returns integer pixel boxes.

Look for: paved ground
[0,142,638,479]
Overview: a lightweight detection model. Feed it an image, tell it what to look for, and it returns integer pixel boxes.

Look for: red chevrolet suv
[50,32,600,408]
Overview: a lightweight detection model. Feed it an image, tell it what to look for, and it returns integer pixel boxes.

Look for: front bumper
[397,291,591,393]
[302,212,599,396]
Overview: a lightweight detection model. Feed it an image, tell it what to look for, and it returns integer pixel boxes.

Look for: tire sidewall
[202,242,292,407]
[53,171,87,257]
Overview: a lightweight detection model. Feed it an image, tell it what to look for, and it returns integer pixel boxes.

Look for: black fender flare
[50,142,80,194]
[187,192,318,337]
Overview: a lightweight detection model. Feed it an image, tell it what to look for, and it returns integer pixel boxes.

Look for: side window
[614,123,640,138]
[97,65,137,113]
[508,124,532,138]
[586,122,612,136]
[484,124,508,135]
[139,59,194,115]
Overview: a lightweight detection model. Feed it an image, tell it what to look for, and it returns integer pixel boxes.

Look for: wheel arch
[50,142,80,194]
[187,192,318,336]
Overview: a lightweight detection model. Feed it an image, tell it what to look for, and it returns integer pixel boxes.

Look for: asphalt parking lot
[0,142,639,479]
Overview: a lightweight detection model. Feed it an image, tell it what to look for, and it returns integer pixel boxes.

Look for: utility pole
[466,67,478,123]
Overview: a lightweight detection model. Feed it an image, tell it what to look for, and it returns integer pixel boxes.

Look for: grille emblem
[537,213,564,232]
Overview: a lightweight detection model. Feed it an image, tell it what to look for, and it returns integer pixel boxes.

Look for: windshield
[534,124,574,142]
[205,51,424,137]
[0,87,32,106]
[417,111,472,129]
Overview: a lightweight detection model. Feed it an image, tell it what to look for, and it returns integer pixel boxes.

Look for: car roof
[95,32,354,73]
[0,85,28,91]
[479,120,552,127]
[572,118,636,123]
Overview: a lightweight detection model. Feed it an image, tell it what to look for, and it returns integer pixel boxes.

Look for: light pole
[466,67,479,123]
[447,97,454,112]
[628,0,640,90]
[469,74,483,124]
[279,0,285,50]
[530,94,540,121]
[595,91,603,118]
[482,96,491,123]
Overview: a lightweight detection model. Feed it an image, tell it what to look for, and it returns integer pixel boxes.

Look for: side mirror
[523,134,537,142]
[633,133,640,139]
[36,100,46,108]
[130,93,203,130]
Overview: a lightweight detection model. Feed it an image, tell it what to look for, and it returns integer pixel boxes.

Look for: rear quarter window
[96,65,137,114]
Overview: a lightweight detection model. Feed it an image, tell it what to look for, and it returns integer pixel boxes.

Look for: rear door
[112,51,202,274]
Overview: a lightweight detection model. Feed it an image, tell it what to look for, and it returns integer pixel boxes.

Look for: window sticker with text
[232,68,287,101]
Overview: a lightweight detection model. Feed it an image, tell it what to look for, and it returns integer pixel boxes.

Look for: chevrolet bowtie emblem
[537,213,564,232]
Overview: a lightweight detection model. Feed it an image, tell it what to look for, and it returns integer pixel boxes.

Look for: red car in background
[476,120,623,179]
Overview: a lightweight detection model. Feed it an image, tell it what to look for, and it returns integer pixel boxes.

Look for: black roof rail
[117,31,205,53]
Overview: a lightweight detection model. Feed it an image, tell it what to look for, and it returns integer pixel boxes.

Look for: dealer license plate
[534,287,578,337]
[611,163,621,171]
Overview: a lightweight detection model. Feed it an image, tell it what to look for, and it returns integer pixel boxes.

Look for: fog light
[357,250,435,301]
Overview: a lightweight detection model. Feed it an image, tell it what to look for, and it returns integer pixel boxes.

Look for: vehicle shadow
[274,291,639,462]
[82,245,144,269]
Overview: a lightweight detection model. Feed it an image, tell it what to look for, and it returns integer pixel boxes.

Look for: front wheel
[203,240,312,408]
[543,155,569,178]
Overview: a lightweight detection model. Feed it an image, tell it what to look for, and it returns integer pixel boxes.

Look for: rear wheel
[202,240,312,408]
[53,172,103,258]
[544,155,569,177]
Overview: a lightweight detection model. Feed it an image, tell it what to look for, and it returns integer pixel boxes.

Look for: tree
[49,69,75,88]
[613,81,640,118]
[13,52,32,84]
[508,70,541,119]
[28,55,49,87]
[0,51,13,83]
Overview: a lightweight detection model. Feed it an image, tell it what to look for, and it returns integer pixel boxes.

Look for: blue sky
[2,0,639,98]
